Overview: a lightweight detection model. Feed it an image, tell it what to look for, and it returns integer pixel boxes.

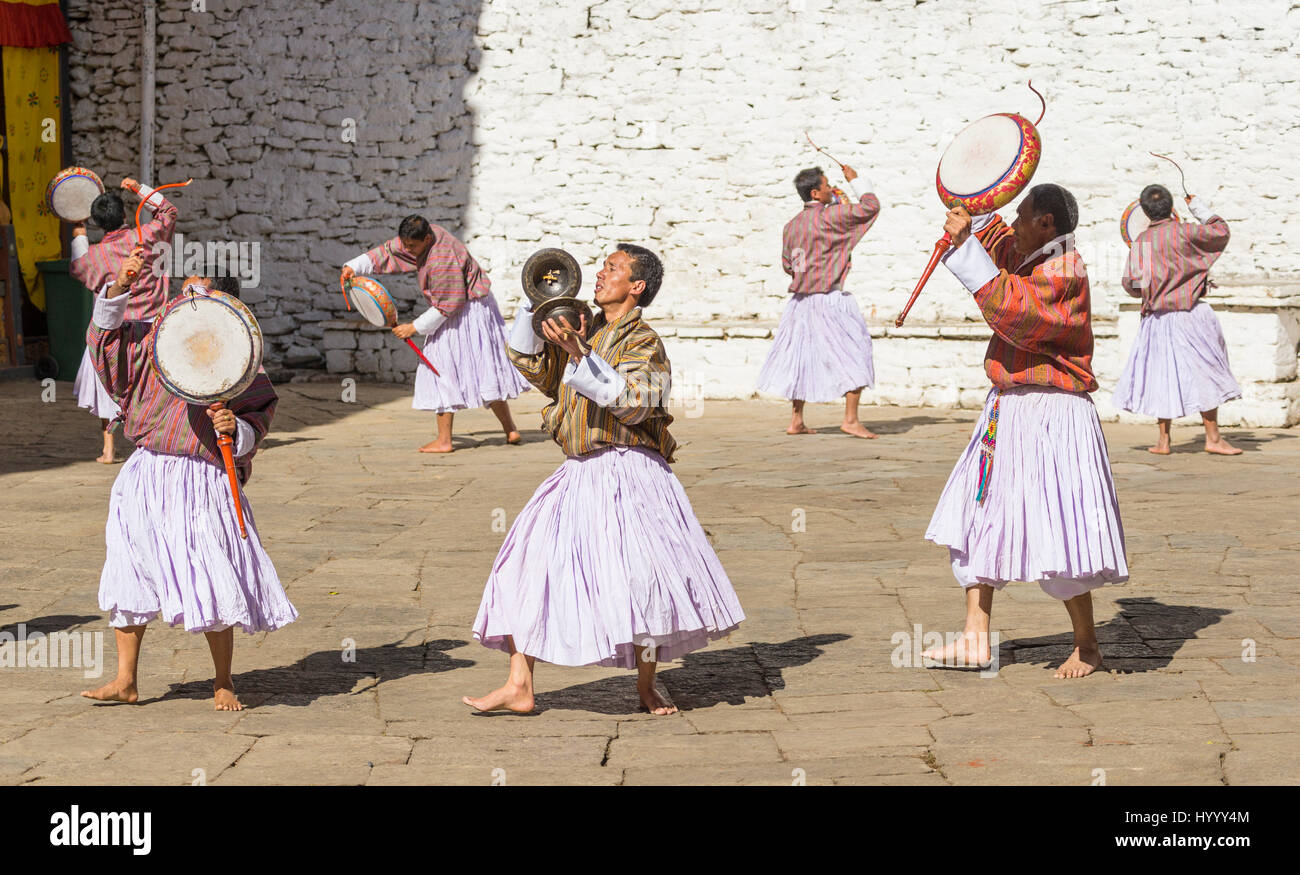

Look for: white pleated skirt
[411,294,531,413]
[1114,302,1242,419]
[755,291,875,402]
[74,348,121,421]
[926,386,1128,600]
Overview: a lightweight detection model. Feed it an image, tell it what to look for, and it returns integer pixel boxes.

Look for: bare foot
[840,422,879,439]
[505,431,522,445]
[418,440,454,454]
[786,423,815,435]
[1205,437,1242,456]
[1054,644,1103,679]
[81,678,138,703]
[921,632,991,668]
[1146,443,1171,455]
[214,685,243,711]
[95,450,117,464]
[637,681,678,716]
[462,683,534,713]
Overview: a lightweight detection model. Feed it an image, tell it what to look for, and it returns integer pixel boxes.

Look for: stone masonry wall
[65,0,1300,419]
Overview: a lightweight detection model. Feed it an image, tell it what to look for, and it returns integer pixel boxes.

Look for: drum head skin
[1121,201,1180,246]
[346,276,398,328]
[936,113,1041,215]
[532,295,593,340]
[522,248,582,306]
[153,293,263,404]
[46,167,105,223]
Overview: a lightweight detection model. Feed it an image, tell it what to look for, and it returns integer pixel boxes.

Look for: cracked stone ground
[2,380,1297,786]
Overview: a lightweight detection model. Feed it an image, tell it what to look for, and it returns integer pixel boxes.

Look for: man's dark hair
[207,274,241,298]
[1139,184,1173,221]
[617,243,664,308]
[794,167,825,202]
[90,192,126,231]
[397,215,432,240]
[1027,183,1079,235]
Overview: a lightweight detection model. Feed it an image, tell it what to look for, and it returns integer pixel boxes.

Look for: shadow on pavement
[153,636,474,707]
[3,613,104,635]
[532,633,851,715]
[1004,597,1232,673]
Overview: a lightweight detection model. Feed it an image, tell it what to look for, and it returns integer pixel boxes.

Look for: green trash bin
[38,259,92,381]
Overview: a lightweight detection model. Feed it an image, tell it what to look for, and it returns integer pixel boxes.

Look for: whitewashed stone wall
[64,0,1300,422]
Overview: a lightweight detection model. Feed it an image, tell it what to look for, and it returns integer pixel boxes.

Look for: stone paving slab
[1,381,1297,784]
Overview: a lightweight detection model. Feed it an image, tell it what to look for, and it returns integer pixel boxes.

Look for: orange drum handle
[403,338,441,377]
[341,275,353,311]
[125,178,193,279]
[895,232,952,328]
[210,401,248,540]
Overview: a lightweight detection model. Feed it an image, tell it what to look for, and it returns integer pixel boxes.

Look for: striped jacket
[1121,210,1229,314]
[781,192,881,294]
[87,293,277,484]
[968,216,1098,393]
[70,190,177,323]
[361,227,490,316]
[509,307,677,462]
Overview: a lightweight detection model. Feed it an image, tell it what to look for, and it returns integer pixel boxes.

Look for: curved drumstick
[895,232,952,328]
[1149,151,1190,197]
[804,131,847,173]
[125,178,193,280]
[1028,80,1046,125]
[209,401,248,540]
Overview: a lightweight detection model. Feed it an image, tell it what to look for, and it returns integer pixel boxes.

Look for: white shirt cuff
[233,418,256,457]
[136,183,166,210]
[508,298,544,354]
[71,236,89,260]
[344,253,373,275]
[412,307,447,336]
[970,212,997,232]
[1188,197,1216,223]
[92,287,128,329]
[847,176,875,199]
[562,351,627,407]
[941,234,1000,293]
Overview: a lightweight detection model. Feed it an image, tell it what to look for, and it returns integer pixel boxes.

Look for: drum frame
[935,113,1042,216]
[46,166,105,223]
[152,291,264,405]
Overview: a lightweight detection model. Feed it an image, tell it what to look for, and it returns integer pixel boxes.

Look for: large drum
[936,113,1042,215]
[153,291,263,404]
[1121,200,1179,246]
[344,275,399,328]
[46,167,105,223]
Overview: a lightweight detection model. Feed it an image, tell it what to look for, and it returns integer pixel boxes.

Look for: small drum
[1121,200,1179,247]
[46,167,105,223]
[935,113,1042,215]
[345,276,399,328]
[153,291,263,404]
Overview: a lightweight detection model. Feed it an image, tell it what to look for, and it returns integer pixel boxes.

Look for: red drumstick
[403,338,441,376]
[895,232,952,328]
[124,178,193,280]
[209,402,248,540]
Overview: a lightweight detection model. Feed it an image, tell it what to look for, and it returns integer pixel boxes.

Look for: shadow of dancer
[531,633,851,715]
[1004,597,1231,673]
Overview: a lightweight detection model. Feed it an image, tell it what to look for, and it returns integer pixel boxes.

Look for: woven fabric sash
[975,390,1002,504]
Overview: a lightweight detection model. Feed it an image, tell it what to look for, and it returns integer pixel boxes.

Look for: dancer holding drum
[340,215,529,453]
[755,163,881,438]
[80,252,296,711]
[464,244,745,715]
[69,178,178,463]
[1114,184,1241,456]
[921,185,1128,679]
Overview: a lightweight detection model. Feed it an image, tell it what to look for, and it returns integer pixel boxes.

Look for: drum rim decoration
[46,166,105,222]
[346,275,399,328]
[152,292,263,404]
[934,112,1042,216]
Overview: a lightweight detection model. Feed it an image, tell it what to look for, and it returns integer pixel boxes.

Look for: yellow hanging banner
[2,44,63,311]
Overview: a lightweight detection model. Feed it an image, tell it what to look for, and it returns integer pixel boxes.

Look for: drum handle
[895,232,952,328]
[125,179,193,279]
[210,401,249,540]
[403,338,442,377]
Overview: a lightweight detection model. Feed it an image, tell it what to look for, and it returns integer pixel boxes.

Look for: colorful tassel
[975,391,1001,505]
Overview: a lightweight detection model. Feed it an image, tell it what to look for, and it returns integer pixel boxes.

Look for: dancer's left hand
[392,323,417,340]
